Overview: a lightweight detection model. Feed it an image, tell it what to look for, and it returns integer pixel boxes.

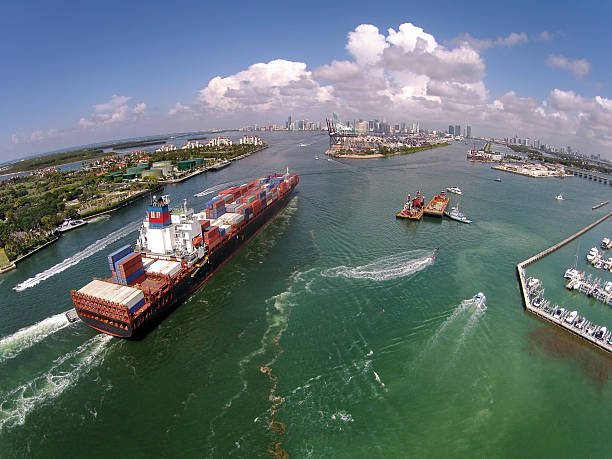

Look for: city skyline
[2,0,612,161]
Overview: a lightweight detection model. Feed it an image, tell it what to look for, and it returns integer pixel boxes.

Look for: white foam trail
[87,215,110,223]
[0,334,112,430]
[322,250,434,281]
[13,220,141,292]
[194,182,231,197]
[373,371,385,387]
[0,311,73,364]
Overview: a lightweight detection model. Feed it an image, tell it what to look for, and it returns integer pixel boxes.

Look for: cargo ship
[396,191,425,220]
[70,171,299,338]
[423,191,449,217]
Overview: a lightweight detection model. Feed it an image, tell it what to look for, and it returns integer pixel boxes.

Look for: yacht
[564,310,578,324]
[532,297,544,308]
[555,193,563,200]
[574,316,586,329]
[57,219,87,233]
[527,277,542,292]
[587,247,599,262]
[564,268,580,279]
[446,186,462,195]
[601,238,611,249]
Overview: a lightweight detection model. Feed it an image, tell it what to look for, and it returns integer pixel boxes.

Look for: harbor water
[0,132,611,456]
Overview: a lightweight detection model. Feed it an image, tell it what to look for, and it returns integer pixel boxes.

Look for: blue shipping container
[129,298,146,313]
[219,227,226,236]
[108,245,132,266]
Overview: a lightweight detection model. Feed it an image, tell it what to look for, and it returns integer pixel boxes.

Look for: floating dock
[516,210,612,355]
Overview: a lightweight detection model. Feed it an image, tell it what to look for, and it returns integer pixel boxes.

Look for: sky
[2,0,612,161]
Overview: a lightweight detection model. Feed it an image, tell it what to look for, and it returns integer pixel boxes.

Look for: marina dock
[516,211,612,355]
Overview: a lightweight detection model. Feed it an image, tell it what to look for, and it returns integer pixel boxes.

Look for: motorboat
[587,248,598,262]
[553,307,565,318]
[315,156,320,160]
[527,277,542,292]
[604,281,612,293]
[585,323,597,336]
[446,186,462,195]
[495,178,502,182]
[601,237,611,249]
[555,193,564,200]
[574,316,586,329]
[564,268,580,279]
[595,326,608,340]
[564,310,578,324]
[532,297,544,308]
[57,219,87,233]
[444,205,472,224]
[473,292,486,310]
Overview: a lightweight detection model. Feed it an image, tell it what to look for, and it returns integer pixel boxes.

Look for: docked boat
[446,186,462,195]
[57,219,88,233]
[565,310,578,324]
[555,193,563,200]
[443,205,472,224]
[564,267,580,279]
[70,171,299,338]
[587,247,599,262]
[423,191,449,217]
[592,200,609,210]
[396,191,425,220]
[209,160,231,171]
[601,238,611,249]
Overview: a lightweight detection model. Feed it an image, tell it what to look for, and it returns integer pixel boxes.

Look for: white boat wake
[13,220,141,292]
[321,250,434,281]
[0,311,73,364]
[0,334,113,430]
[194,182,231,197]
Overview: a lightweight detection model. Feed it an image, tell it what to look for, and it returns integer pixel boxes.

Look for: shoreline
[325,143,450,159]
[491,164,572,179]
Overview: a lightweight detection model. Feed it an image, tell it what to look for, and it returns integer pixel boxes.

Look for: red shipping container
[199,220,210,230]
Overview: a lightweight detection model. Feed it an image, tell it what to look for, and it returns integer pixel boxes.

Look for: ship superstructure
[71,171,299,338]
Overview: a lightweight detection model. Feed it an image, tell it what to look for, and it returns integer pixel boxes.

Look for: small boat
[65,309,80,323]
[495,178,502,182]
[601,237,611,249]
[595,326,608,340]
[396,191,425,220]
[555,193,563,200]
[592,200,609,210]
[446,186,462,195]
[473,292,486,310]
[565,310,578,324]
[444,205,472,224]
[315,156,320,160]
[564,268,580,279]
[57,219,88,233]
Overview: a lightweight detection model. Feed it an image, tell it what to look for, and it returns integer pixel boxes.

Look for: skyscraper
[449,125,454,135]
[466,125,471,138]
[455,125,461,137]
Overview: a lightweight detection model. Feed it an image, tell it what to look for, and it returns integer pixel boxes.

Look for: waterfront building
[449,125,454,135]
[239,135,263,146]
[206,137,233,147]
[155,144,178,153]
[455,125,461,137]
[181,140,205,150]
[466,125,471,138]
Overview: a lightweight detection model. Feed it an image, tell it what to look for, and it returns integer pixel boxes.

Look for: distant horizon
[3,1,611,162]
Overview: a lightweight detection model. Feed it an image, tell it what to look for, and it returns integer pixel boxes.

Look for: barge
[423,191,449,217]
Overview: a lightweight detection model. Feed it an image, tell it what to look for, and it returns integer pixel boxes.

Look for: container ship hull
[72,173,298,339]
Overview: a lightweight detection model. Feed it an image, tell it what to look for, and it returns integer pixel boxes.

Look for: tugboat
[396,191,425,220]
[444,205,472,224]
[423,191,450,217]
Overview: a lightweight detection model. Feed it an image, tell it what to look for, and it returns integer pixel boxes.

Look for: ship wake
[321,250,434,281]
[13,219,141,292]
[194,182,232,198]
[0,334,113,431]
[0,311,75,364]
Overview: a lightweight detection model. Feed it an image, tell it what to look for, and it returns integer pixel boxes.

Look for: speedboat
[446,186,462,195]
[495,178,502,182]
[473,292,486,310]
[444,206,472,224]
[565,310,578,324]
[315,156,319,160]
[601,237,610,249]
[604,281,612,293]
[587,248,598,262]
[555,193,563,200]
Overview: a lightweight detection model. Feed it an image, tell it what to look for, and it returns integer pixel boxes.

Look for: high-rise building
[455,125,461,137]
[286,116,292,130]
[449,125,454,135]
[466,125,471,138]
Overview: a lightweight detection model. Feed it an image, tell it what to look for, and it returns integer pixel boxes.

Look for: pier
[516,211,612,355]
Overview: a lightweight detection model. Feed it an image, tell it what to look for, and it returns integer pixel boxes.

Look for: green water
[1,132,611,457]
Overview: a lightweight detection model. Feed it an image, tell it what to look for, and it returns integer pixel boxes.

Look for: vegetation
[379,142,450,155]
[112,139,167,150]
[0,248,9,267]
[2,148,112,174]
[149,143,264,164]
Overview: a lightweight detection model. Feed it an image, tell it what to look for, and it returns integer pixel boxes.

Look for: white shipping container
[141,257,156,269]
[161,261,181,277]
[78,279,144,308]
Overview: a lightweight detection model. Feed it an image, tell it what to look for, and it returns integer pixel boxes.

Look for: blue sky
[2,0,611,160]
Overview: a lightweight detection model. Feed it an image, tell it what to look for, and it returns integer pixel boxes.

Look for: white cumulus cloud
[547,54,591,79]
[79,95,146,128]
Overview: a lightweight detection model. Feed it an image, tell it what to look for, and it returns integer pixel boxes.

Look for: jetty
[516,210,612,355]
